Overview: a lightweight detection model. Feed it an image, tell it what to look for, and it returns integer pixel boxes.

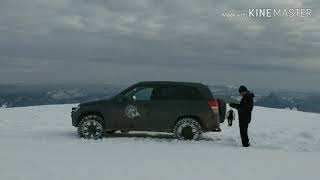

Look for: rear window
[152,85,204,100]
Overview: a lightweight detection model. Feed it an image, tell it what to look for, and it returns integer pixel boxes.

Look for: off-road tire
[174,117,202,140]
[78,115,104,139]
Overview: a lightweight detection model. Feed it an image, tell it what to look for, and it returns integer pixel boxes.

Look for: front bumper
[71,107,79,127]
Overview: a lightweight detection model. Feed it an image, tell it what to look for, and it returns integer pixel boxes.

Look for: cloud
[0,0,319,91]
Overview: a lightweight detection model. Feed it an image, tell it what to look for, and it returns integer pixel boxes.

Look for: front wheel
[174,118,202,140]
[78,115,104,139]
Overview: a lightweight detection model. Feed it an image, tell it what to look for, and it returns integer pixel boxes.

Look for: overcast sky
[0,0,319,91]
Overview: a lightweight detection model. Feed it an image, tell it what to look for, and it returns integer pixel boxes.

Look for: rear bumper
[203,111,221,132]
[210,127,221,132]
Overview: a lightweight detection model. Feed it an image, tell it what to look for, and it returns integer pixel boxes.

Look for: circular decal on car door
[124,104,140,119]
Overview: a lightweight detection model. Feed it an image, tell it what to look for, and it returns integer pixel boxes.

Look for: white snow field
[0,104,320,180]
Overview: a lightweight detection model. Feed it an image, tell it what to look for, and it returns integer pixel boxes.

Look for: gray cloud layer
[0,0,319,91]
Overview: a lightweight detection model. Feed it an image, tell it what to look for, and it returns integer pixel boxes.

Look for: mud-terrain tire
[78,115,104,139]
[174,118,202,140]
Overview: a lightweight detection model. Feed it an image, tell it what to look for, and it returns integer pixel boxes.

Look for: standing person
[230,86,254,147]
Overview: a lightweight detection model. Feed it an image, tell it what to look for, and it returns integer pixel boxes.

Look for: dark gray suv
[71,81,226,140]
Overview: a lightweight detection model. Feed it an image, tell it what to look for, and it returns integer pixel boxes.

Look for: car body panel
[72,81,222,133]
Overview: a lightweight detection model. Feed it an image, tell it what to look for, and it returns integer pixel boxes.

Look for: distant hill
[0,84,126,107]
[0,84,319,113]
[255,92,292,109]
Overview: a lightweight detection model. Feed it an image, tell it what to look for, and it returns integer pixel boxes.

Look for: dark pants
[239,122,250,147]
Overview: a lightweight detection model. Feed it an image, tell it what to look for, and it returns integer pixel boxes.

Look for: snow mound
[0,104,319,180]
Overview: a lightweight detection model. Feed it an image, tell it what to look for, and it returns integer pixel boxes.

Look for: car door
[149,85,205,132]
[121,86,154,131]
[149,85,181,131]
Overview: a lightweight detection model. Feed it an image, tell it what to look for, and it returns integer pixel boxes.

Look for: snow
[0,104,319,180]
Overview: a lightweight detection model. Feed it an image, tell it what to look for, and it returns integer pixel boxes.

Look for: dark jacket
[230,92,254,124]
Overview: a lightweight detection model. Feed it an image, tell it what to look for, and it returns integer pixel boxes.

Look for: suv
[71,81,226,140]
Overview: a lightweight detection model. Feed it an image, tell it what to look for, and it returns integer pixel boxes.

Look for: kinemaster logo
[222,8,312,18]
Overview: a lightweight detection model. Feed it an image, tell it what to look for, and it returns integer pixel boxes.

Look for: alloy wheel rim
[82,120,103,139]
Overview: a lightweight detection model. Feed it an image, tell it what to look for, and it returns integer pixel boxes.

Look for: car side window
[152,85,203,100]
[179,86,203,100]
[127,87,154,101]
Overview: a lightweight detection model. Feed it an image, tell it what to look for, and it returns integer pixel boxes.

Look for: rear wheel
[174,118,202,140]
[78,115,104,139]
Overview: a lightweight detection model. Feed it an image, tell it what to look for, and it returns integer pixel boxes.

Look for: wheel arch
[174,115,203,128]
[77,111,104,126]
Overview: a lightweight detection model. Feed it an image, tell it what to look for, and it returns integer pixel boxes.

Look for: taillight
[208,100,219,107]
[208,100,219,111]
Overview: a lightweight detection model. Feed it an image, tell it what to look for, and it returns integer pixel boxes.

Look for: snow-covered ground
[0,104,319,180]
